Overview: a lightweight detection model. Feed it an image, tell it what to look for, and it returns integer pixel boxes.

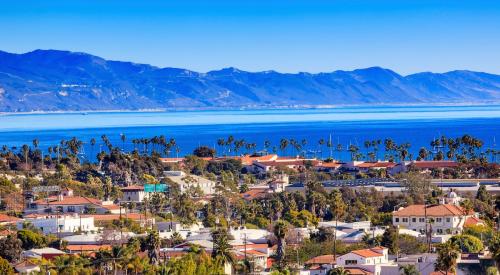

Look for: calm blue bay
[0,105,499,161]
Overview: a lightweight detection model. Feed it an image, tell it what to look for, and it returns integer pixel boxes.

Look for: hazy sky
[1,0,500,75]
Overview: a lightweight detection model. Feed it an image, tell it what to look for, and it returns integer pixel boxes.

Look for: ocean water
[0,105,499,162]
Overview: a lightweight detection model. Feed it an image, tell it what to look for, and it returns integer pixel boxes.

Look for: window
[412,218,416,223]
[446,218,451,222]
[395,218,399,222]
[402,218,408,222]
[437,229,443,234]
[436,218,442,222]
[345,260,358,265]
[68,206,75,212]
[419,218,425,222]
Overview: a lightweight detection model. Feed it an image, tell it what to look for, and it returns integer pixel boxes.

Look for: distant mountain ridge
[0,49,499,112]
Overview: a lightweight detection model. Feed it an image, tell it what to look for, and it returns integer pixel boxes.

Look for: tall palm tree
[120,134,127,152]
[329,189,346,260]
[435,241,460,275]
[273,220,288,271]
[318,138,325,158]
[146,230,161,266]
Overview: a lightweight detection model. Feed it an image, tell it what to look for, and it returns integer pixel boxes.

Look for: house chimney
[57,194,64,201]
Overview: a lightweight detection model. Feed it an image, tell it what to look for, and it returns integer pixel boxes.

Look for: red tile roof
[464,216,485,227]
[0,213,21,223]
[121,185,144,191]
[350,248,383,258]
[81,213,147,221]
[344,267,374,275]
[412,161,458,169]
[244,250,267,256]
[315,162,342,168]
[393,204,471,217]
[33,196,102,206]
[241,189,270,200]
[305,254,336,265]
[66,244,111,252]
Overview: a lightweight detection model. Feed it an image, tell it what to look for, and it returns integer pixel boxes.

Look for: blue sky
[1,0,499,75]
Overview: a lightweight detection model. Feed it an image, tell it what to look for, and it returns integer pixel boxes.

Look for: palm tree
[120,134,127,152]
[212,228,235,266]
[280,138,289,156]
[273,220,288,271]
[318,138,325,158]
[217,138,226,156]
[146,230,161,266]
[399,264,421,275]
[327,266,350,275]
[489,232,500,272]
[21,144,30,170]
[435,241,460,275]
[329,189,346,260]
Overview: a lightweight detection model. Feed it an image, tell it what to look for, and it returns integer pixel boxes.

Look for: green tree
[381,226,399,255]
[0,256,14,275]
[211,228,235,266]
[476,185,492,204]
[52,254,92,275]
[0,235,23,262]
[435,241,460,275]
[399,264,421,275]
[146,230,161,265]
[17,229,46,250]
[328,189,346,260]
[489,232,500,271]
[193,146,216,158]
[327,266,349,275]
[449,234,484,253]
[274,220,288,271]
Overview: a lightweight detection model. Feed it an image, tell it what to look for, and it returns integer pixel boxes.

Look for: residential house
[0,213,21,225]
[19,213,96,235]
[336,246,394,275]
[392,204,481,235]
[27,192,121,214]
[22,247,66,260]
[121,185,146,203]
[165,171,216,195]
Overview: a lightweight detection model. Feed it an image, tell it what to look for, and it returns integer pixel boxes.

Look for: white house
[19,214,96,235]
[121,185,147,203]
[157,221,204,239]
[27,192,121,214]
[336,246,392,275]
[165,171,216,195]
[392,203,481,235]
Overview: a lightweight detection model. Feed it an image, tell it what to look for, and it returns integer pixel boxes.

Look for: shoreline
[1,102,500,116]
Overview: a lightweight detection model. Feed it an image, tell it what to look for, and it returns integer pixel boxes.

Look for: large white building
[19,214,96,235]
[165,171,216,195]
[392,203,483,235]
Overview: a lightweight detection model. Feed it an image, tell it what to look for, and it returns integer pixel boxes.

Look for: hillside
[0,49,499,112]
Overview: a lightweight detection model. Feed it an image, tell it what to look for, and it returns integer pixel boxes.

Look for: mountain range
[0,49,499,112]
